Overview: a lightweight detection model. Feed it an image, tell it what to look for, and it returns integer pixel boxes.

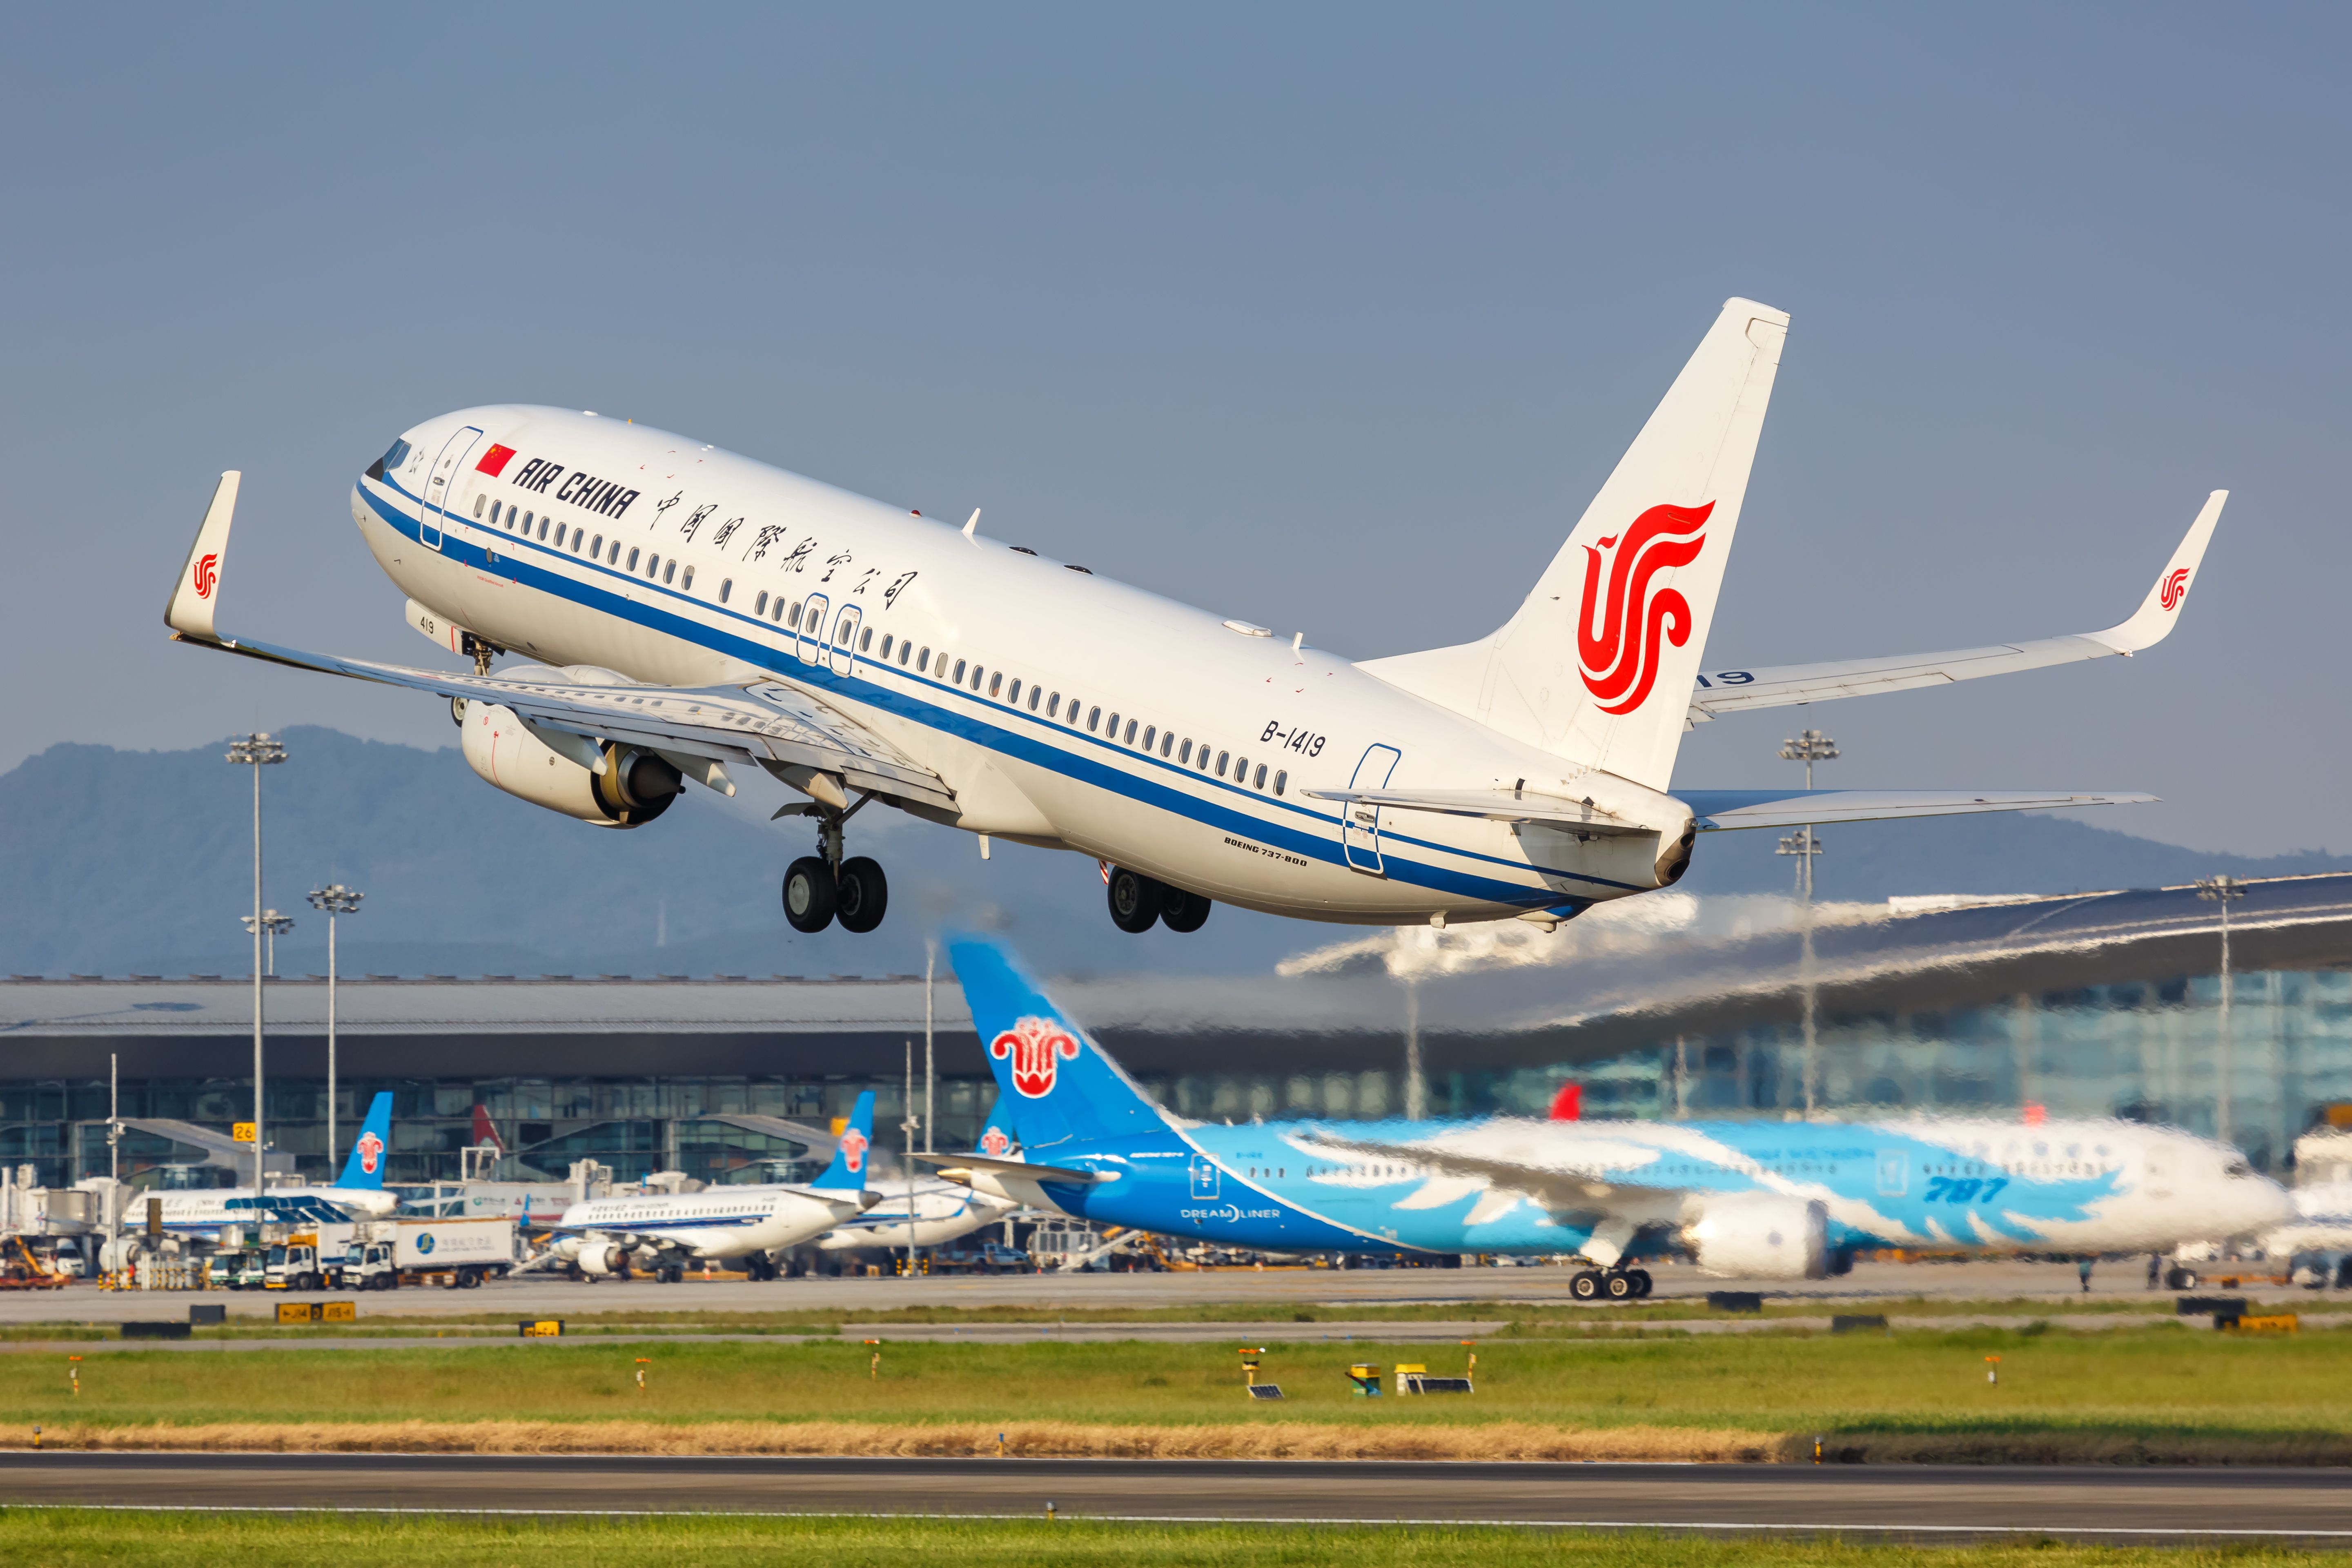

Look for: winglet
[2089,490,2226,654]
[805,1090,875,1197]
[165,471,241,643]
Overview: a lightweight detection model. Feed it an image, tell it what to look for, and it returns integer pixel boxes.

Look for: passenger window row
[481,497,701,591]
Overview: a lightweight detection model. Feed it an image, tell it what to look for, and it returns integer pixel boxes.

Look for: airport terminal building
[6,874,2352,1189]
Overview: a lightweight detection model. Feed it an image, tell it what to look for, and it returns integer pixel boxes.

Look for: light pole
[1777,730,1838,1116]
[227,733,287,1191]
[308,885,364,1173]
[243,911,294,977]
[2196,876,2247,1147]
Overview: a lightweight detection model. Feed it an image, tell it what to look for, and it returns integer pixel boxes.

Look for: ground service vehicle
[206,1250,266,1290]
[347,1217,516,1290]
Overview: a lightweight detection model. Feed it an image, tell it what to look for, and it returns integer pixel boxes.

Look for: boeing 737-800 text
[166,299,2222,936]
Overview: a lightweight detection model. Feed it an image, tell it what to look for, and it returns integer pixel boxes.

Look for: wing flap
[1680,788,2155,831]
[1688,491,2225,722]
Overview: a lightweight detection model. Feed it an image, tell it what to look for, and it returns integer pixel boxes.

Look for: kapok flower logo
[356,1129,383,1176]
[980,1126,1012,1158]
[991,1016,1082,1099]
[839,1128,868,1175]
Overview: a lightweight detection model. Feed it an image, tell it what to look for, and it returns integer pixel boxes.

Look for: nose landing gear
[780,796,889,934]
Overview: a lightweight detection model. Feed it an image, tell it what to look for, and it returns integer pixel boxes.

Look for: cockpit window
[382,439,410,470]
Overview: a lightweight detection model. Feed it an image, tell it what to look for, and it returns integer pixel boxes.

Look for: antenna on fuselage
[962,509,980,540]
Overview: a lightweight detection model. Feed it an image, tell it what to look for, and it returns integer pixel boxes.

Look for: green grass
[0,1510,2343,1567]
[1,1322,2343,1446]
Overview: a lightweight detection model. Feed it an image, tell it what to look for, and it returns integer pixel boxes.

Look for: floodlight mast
[2196,875,2247,1147]
[307,885,364,1170]
[1776,730,1837,1116]
[226,733,287,1191]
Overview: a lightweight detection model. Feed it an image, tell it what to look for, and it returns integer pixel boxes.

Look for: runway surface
[0,1257,2317,1326]
[2,1452,2347,1540]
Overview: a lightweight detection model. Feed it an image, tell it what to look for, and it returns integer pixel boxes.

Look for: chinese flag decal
[476,444,518,477]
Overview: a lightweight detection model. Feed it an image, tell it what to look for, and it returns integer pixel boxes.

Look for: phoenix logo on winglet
[192,553,218,599]
[2159,567,2190,611]
[1577,501,1711,715]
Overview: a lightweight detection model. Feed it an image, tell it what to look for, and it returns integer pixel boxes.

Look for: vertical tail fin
[976,1096,1019,1160]
[949,938,1164,1152]
[807,1091,875,1196]
[1359,298,1789,788]
[334,1092,394,1190]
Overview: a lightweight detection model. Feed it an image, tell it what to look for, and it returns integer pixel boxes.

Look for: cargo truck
[346,1217,516,1290]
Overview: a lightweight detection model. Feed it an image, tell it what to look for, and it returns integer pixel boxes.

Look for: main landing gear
[1106,864,1212,934]
[1568,1267,1652,1301]
[781,798,889,934]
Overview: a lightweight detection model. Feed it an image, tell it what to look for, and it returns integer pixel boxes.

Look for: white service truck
[347,1217,516,1290]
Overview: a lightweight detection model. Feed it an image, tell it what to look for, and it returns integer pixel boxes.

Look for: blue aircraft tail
[333,1092,394,1190]
[949,938,1165,1151]
[807,1090,876,1196]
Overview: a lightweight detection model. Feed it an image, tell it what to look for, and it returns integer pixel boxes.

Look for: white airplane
[815,1106,1025,1253]
[136,1092,402,1235]
[164,298,2223,935]
[537,1092,878,1281]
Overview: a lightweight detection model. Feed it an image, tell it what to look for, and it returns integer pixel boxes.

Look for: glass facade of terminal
[6,965,2350,1188]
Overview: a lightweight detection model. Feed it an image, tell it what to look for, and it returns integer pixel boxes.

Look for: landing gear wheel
[836,856,889,933]
[1604,1271,1636,1301]
[1570,1269,1602,1301]
[1108,867,1163,933]
[784,856,837,933]
[1160,888,1213,933]
[1627,1269,1653,1298]
[2165,1266,2199,1291]
[660,1265,684,1284]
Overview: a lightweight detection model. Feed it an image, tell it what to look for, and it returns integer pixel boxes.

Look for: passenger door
[1340,744,1401,875]
[1188,1154,1221,1200]
[419,425,483,552]
[1875,1148,1907,1198]
[796,592,829,666]
[829,602,863,678]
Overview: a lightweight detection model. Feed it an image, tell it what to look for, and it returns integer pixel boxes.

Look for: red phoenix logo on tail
[356,1130,383,1176]
[1577,501,1712,715]
[991,1016,1082,1099]
[839,1128,867,1174]
[2158,567,2190,612]
[192,553,218,599]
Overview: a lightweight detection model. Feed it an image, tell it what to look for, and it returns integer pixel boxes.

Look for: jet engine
[572,1240,628,1276]
[1682,1192,1829,1279]
[457,701,682,826]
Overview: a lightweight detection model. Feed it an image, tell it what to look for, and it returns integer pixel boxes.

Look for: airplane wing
[1678,788,2154,832]
[1686,492,2225,724]
[911,1152,1112,1185]
[163,472,956,812]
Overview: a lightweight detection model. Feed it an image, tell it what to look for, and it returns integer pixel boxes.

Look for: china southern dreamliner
[934,942,2290,1292]
[165,299,2222,936]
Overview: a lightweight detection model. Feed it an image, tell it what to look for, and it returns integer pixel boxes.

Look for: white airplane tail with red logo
[1360,298,1788,789]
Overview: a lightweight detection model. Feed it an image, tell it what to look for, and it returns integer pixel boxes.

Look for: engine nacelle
[457,702,682,827]
[574,1241,628,1276]
[1683,1192,1829,1279]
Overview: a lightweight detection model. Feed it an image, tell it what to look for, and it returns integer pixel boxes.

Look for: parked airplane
[138,1092,400,1234]
[165,299,2222,936]
[537,1092,878,1281]
[933,941,2291,1292]
[816,1103,1025,1254]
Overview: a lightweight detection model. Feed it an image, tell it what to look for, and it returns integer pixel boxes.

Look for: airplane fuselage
[554,1186,860,1261]
[1004,1115,2290,1265]
[354,407,1681,925]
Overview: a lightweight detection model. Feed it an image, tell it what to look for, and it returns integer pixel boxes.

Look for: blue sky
[4,5,2346,852]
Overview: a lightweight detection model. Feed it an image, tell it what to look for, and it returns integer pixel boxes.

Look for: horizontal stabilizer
[1681,789,2155,832]
[1299,786,1649,835]
[1688,492,2225,723]
[911,1152,1109,1185]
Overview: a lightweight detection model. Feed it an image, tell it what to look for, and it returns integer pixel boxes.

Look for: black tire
[1628,1269,1653,1298]
[460,1269,481,1289]
[1604,1271,1635,1301]
[1108,867,1162,933]
[1570,1269,1602,1301]
[1160,887,1212,933]
[783,856,837,933]
[2167,1267,2198,1290]
[836,857,889,933]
